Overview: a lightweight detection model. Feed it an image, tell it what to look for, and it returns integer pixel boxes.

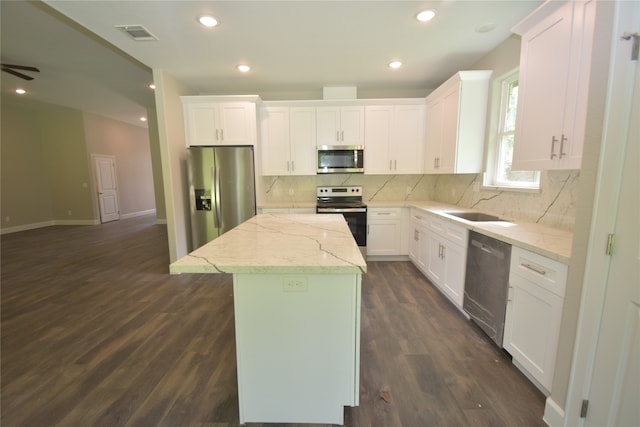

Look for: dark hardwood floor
[1,215,546,426]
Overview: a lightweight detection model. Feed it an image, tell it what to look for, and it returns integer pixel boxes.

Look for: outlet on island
[283,276,308,292]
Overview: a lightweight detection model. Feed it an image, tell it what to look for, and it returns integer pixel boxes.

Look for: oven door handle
[317,207,367,213]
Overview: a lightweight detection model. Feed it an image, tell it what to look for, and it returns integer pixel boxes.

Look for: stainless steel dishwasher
[463,231,512,347]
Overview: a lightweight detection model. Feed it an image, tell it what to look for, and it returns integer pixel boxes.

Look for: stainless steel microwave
[317,145,364,174]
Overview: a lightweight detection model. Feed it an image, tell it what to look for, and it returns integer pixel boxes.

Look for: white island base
[234,273,361,424]
[170,214,366,424]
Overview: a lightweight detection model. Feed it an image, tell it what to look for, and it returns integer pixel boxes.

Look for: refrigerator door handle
[212,166,221,229]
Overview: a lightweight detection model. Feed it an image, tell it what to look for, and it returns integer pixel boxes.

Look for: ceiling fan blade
[2,67,34,81]
[1,63,40,73]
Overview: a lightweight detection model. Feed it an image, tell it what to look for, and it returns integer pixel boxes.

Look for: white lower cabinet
[367,208,407,257]
[409,209,429,271]
[503,246,568,395]
[425,217,468,308]
[409,209,468,309]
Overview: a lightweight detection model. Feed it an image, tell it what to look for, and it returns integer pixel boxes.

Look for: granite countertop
[407,201,573,264]
[170,214,367,275]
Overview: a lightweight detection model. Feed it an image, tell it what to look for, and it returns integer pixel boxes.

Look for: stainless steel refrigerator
[188,146,256,250]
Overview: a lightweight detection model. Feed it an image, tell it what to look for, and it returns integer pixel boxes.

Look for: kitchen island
[170,214,367,425]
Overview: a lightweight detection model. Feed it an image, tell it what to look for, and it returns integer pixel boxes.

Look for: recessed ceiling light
[475,22,497,33]
[237,65,251,73]
[199,15,218,27]
[389,61,403,69]
[140,117,147,122]
[148,83,156,90]
[15,88,26,95]
[416,10,436,22]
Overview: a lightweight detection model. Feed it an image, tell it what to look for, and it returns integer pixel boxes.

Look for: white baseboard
[120,209,156,220]
[0,211,163,234]
[543,397,565,427]
[54,219,101,226]
[0,220,56,235]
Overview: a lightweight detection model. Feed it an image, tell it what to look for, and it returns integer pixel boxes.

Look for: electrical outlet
[406,186,412,195]
[67,210,72,216]
[288,188,294,196]
[5,216,10,223]
[283,277,308,292]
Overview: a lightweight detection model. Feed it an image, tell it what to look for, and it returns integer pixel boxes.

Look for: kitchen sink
[444,211,508,222]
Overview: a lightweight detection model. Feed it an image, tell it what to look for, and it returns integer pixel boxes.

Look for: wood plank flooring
[1,215,546,426]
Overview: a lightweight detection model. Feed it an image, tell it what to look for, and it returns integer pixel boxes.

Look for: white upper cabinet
[316,106,364,146]
[182,96,258,147]
[261,106,316,176]
[364,104,425,175]
[424,70,492,174]
[511,0,596,170]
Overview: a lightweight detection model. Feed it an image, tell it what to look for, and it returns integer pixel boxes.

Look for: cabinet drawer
[410,209,429,226]
[510,246,568,297]
[368,208,402,220]
[429,216,468,247]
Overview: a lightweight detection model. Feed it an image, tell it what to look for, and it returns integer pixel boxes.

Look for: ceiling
[1,1,542,127]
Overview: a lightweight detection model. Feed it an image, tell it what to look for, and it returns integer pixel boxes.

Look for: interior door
[584,34,639,426]
[93,155,120,223]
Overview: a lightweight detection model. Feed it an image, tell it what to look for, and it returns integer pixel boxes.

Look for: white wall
[152,69,196,262]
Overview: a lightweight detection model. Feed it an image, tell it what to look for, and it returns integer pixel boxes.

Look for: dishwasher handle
[471,239,506,260]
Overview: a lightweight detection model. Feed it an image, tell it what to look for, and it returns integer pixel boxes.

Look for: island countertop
[170,214,367,275]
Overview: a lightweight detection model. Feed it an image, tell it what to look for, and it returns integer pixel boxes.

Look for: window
[484,69,540,190]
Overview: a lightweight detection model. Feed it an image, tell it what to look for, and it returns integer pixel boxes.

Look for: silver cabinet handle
[390,160,393,170]
[550,136,558,159]
[394,160,397,170]
[216,129,220,141]
[521,263,547,276]
[336,131,340,142]
[220,129,224,141]
[559,134,568,158]
[286,160,290,172]
[291,160,295,171]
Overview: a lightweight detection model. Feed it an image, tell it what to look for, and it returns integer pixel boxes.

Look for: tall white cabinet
[364,103,425,175]
[261,106,316,176]
[424,70,492,174]
[181,95,258,147]
[511,0,597,170]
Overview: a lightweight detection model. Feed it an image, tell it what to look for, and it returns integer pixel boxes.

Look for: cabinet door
[289,107,317,175]
[425,99,443,173]
[261,107,291,175]
[340,106,365,146]
[185,103,219,146]
[439,84,460,173]
[426,232,445,286]
[408,223,421,264]
[367,221,401,256]
[364,106,393,174]
[512,2,573,170]
[441,239,466,307]
[394,105,425,174]
[219,103,255,145]
[316,107,341,146]
[504,273,564,391]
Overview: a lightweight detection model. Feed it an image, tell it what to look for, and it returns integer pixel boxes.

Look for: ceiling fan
[1,63,40,81]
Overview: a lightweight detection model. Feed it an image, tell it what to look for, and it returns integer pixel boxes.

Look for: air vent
[115,25,158,41]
